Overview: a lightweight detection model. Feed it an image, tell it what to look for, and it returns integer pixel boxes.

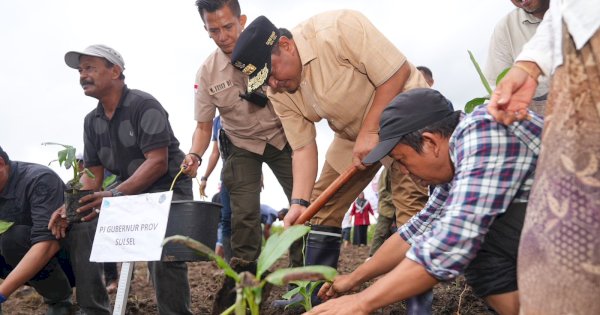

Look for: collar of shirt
[94,85,131,118]
[518,8,542,25]
[291,28,317,68]
[215,48,232,71]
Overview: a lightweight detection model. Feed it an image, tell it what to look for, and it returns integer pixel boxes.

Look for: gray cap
[65,44,125,70]
[363,88,456,164]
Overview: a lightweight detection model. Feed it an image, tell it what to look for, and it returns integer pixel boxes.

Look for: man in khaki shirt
[181,0,293,266]
[231,10,429,297]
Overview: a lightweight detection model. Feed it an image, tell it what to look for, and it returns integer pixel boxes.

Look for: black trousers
[0,225,73,303]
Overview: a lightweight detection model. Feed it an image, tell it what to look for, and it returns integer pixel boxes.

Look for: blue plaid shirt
[398,105,543,280]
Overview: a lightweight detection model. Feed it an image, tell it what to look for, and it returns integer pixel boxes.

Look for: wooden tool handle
[294,165,359,225]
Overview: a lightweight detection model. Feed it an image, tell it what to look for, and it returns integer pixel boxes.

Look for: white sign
[90,191,173,262]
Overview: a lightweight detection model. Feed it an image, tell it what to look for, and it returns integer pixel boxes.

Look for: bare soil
[2,245,493,314]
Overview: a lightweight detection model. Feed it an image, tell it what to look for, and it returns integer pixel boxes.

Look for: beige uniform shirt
[268,10,428,173]
[195,49,287,155]
[484,8,549,97]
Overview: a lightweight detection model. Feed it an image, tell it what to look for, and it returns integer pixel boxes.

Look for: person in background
[416,66,434,87]
[211,183,227,258]
[369,169,396,256]
[349,192,373,246]
[201,116,233,262]
[341,209,352,248]
[484,0,550,113]
[310,88,542,315]
[260,203,279,240]
[488,0,600,313]
[0,146,77,315]
[52,44,194,315]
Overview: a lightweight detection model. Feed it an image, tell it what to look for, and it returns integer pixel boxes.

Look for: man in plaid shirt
[309,88,542,315]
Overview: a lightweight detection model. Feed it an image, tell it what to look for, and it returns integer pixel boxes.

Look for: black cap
[231,16,280,93]
[363,88,456,164]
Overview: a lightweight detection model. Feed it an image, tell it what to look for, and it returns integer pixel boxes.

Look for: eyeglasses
[77,65,98,75]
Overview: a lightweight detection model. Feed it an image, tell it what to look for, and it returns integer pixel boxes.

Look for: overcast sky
[0,0,514,210]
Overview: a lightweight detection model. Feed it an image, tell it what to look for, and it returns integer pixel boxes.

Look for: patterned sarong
[518,24,600,314]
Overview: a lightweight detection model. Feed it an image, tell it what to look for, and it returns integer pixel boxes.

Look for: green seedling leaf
[282,285,303,299]
[235,287,245,315]
[42,143,93,186]
[83,168,96,179]
[102,174,117,190]
[58,149,69,168]
[265,265,337,286]
[496,67,511,86]
[464,97,489,113]
[162,235,239,282]
[257,225,310,278]
[308,280,324,296]
[468,50,493,95]
[0,220,15,234]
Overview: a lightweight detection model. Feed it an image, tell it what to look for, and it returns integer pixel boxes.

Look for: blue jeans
[217,183,233,261]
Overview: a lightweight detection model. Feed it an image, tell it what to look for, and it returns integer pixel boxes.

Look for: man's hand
[488,62,539,125]
[353,130,379,170]
[78,191,112,222]
[199,179,208,197]
[48,205,68,239]
[317,274,358,301]
[180,154,201,177]
[283,204,305,227]
[305,294,369,315]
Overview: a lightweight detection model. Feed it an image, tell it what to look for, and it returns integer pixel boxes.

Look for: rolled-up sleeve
[398,184,449,245]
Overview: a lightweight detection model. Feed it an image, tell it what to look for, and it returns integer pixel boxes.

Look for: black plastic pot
[162,200,221,262]
[64,189,94,224]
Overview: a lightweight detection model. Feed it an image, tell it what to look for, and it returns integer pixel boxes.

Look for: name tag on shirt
[208,80,233,95]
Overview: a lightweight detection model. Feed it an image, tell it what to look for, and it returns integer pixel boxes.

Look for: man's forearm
[190,121,213,157]
[359,258,438,313]
[349,233,409,286]
[291,142,318,200]
[81,165,104,191]
[0,240,60,298]
[203,141,220,179]
[116,147,168,195]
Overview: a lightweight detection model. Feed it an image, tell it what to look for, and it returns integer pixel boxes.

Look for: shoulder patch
[208,80,234,95]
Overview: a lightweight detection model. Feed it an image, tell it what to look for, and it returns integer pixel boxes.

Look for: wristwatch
[290,198,310,207]
[110,188,124,197]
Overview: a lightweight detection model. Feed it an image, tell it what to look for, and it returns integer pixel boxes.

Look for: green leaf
[257,225,310,279]
[265,265,337,286]
[162,235,239,281]
[282,285,303,299]
[58,148,69,168]
[0,220,15,234]
[496,67,511,86]
[83,168,96,179]
[308,280,324,296]
[468,50,493,95]
[102,174,117,189]
[464,97,488,113]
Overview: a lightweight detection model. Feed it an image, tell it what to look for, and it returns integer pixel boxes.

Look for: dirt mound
[1,245,493,314]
